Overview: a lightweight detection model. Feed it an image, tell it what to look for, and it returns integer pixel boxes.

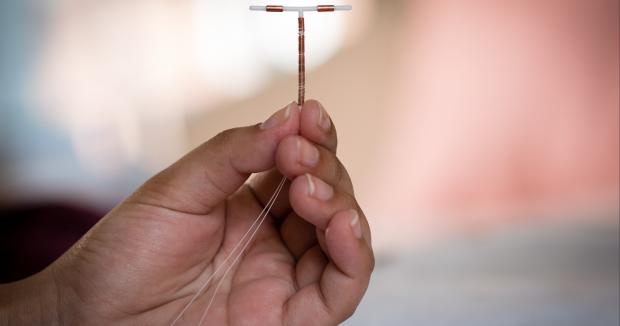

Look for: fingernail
[317,104,331,132]
[305,173,333,201]
[297,138,319,167]
[349,210,363,239]
[261,102,293,130]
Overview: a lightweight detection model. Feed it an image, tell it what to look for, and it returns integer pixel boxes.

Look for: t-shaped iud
[250,5,352,106]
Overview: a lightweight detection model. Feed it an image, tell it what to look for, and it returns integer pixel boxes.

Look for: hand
[0,100,373,325]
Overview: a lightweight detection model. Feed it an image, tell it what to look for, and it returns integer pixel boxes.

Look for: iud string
[169,178,286,326]
[169,5,351,325]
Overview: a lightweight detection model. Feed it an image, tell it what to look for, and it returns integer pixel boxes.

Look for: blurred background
[1,0,618,324]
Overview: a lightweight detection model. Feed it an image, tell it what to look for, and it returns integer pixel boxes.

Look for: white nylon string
[197,176,286,325]
[169,176,287,326]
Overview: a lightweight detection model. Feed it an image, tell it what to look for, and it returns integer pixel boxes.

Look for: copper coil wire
[298,16,305,106]
[317,5,335,12]
[266,5,283,12]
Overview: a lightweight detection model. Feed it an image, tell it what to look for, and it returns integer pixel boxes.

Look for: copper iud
[170,7,353,325]
[250,5,352,106]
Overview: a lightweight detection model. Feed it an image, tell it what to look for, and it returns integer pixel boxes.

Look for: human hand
[1,100,373,325]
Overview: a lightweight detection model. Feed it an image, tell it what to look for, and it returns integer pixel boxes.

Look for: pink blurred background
[1,0,618,324]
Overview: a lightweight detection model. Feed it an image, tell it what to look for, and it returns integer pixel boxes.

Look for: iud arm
[249,5,352,13]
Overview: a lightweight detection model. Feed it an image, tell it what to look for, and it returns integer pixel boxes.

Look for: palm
[206,191,300,325]
[65,172,314,325]
[161,177,308,325]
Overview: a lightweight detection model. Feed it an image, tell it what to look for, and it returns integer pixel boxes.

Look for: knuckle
[340,191,358,208]
[333,157,354,193]
[318,147,344,184]
[369,249,376,273]
[332,158,344,184]
[332,126,338,151]
[212,128,236,146]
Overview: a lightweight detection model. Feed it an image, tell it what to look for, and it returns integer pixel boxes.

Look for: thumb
[133,102,299,214]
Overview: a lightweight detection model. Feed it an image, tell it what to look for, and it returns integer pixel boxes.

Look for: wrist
[0,267,62,325]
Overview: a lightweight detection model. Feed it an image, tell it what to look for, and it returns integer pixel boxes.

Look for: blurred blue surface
[1,0,79,195]
[0,0,146,206]
[346,220,619,325]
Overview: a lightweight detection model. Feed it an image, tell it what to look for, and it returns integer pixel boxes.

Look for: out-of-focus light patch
[69,105,131,176]
[192,1,268,100]
[32,0,362,177]
[33,1,196,175]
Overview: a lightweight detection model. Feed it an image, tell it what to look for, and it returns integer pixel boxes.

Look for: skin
[0,100,374,325]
